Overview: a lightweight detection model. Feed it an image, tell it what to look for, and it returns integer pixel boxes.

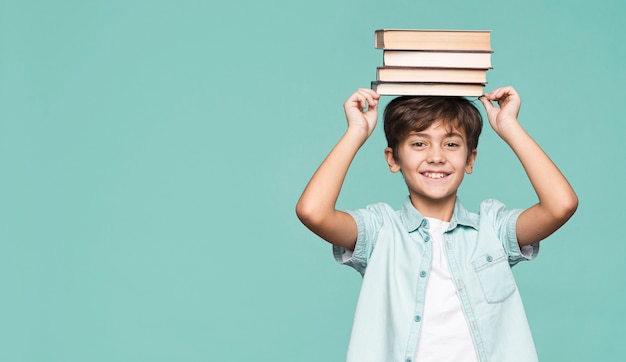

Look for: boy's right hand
[296,88,381,250]
[343,88,380,139]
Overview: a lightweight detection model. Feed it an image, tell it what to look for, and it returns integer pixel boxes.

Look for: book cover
[371,81,485,96]
[375,29,491,51]
[376,67,488,83]
[383,50,492,69]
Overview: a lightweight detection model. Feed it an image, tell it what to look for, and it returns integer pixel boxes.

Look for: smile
[422,172,449,179]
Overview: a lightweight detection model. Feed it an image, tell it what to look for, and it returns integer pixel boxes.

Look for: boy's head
[383,96,483,162]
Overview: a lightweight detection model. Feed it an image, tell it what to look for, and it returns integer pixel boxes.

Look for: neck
[409,195,456,222]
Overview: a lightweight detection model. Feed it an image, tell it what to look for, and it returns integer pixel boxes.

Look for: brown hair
[383,96,483,161]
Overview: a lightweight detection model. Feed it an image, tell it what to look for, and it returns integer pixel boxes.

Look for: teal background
[1,0,624,361]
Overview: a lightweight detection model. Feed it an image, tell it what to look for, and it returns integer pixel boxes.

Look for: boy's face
[385,121,477,216]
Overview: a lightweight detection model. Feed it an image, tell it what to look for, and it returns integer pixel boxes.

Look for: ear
[384,147,401,173]
[465,149,478,174]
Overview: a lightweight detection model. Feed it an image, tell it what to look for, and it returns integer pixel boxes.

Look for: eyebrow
[445,131,465,139]
[408,131,465,139]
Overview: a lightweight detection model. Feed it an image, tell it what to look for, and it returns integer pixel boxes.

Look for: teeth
[424,172,446,179]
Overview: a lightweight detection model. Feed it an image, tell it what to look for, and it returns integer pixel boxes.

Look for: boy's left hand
[480,85,578,246]
[479,86,521,138]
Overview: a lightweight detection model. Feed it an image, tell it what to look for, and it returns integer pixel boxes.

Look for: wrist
[344,125,371,144]
[495,118,522,139]
[497,121,531,147]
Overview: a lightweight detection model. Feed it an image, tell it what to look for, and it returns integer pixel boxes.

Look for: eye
[412,141,425,147]
[445,142,460,148]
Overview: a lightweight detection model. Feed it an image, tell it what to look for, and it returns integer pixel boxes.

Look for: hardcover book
[383,50,492,69]
[375,29,491,51]
[371,82,485,96]
[376,67,488,83]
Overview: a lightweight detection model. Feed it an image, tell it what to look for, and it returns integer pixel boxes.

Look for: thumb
[478,95,494,112]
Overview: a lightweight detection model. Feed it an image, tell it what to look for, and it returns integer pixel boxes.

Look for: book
[375,29,491,51]
[371,81,485,96]
[376,66,488,83]
[383,50,492,68]
[371,28,494,96]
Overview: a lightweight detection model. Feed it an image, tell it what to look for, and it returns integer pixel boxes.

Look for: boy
[296,86,577,361]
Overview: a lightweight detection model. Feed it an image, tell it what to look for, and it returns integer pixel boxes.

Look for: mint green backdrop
[1,0,624,361]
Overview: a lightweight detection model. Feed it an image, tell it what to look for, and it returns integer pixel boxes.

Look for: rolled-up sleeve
[480,199,539,267]
[333,204,385,276]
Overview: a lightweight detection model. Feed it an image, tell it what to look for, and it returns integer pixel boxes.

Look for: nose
[427,146,445,164]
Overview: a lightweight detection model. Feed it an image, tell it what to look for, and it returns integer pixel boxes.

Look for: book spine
[383,51,492,68]
[376,67,488,83]
[374,29,492,51]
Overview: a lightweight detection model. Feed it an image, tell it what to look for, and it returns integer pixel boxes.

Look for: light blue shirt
[334,197,540,362]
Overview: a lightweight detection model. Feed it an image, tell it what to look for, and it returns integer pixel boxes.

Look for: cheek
[463,157,476,173]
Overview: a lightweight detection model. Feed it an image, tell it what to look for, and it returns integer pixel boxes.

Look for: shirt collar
[400,196,479,232]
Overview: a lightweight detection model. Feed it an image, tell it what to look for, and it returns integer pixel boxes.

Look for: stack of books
[371,29,492,96]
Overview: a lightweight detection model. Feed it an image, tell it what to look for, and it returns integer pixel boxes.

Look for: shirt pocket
[471,249,516,303]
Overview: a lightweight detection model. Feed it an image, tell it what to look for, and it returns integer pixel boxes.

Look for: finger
[478,94,495,112]
[360,88,381,100]
[355,89,378,110]
[499,86,521,104]
[347,92,368,110]
[486,88,505,101]
[357,88,380,99]
[489,86,517,102]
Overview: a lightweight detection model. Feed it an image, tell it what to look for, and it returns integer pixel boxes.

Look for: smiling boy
[296,87,577,361]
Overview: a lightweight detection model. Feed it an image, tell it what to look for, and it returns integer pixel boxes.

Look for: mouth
[421,172,449,179]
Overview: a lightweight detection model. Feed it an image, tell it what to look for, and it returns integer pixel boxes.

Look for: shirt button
[414,315,421,322]
[406,359,412,362]
[419,270,427,278]
[486,255,493,262]
[424,235,430,242]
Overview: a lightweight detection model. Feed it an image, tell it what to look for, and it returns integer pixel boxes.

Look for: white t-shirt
[415,218,478,361]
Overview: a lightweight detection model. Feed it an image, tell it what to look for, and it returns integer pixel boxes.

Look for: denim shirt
[333,197,540,362]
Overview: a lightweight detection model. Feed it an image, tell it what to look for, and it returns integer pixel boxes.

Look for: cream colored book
[371,81,485,96]
[383,50,492,68]
[376,67,488,83]
[375,29,491,51]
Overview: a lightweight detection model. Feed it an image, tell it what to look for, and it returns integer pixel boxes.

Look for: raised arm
[296,89,380,250]
[479,87,578,247]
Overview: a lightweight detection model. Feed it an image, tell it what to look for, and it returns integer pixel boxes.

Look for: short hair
[383,96,483,161]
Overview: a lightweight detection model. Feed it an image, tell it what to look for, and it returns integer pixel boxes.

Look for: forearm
[296,88,379,247]
[501,122,578,244]
[296,127,367,228]
[480,87,578,245]
[502,123,576,215]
